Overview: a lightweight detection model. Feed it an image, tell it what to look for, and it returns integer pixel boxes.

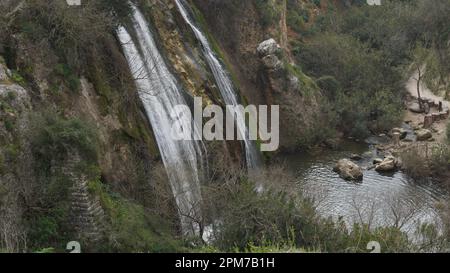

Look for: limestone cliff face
[257,39,326,150]
[0,3,169,249]
[0,60,31,252]
[0,0,342,251]
[0,48,158,249]
[192,0,267,106]
[1,0,244,251]
[146,0,244,164]
[192,0,327,151]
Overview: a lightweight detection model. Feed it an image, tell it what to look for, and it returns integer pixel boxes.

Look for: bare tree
[413,65,423,103]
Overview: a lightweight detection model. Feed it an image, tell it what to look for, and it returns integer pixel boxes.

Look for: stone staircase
[59,152,105,244]
[69,178,105,243]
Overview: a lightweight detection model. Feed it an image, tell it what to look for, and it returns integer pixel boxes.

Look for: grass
[10,70,26,86]
[285,62,319,99]
[87,178,184,253]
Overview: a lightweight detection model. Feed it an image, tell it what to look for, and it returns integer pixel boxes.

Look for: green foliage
[20,21,47,42]
[294,102,338,149]
[87,62,113,115]
[255,0,282,27]
[287,8,307,34]
[10,70,26,86]
[27,206,71,250]
[6,91,17,101]
[214,181,307,250]
[25,113,99,251]
[34,248,56,253]
[418,46,450,96]
[54,63,80,92]
[0,100,14,115]
[285,63,318,98]
[286,0,319,35]
[31,113,98,164]
[429,144,450,174]
[3,144,20,162]
[16,0,132,75]
[3,119,14,132]
[401,144,450,180]
[24,158,73,251]
[447,123,450,144]
[96,0,132,23]
[289,0,450,138]
[316,76,341,100]
[294,33,403,137]
[210,178,412,253]
[87,179,183,253]
[0,153,5,175]
[344,224,410,253]
[0,93,17,132]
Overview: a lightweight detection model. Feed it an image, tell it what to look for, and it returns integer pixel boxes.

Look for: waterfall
[174,0,261,170]
[117,6,205,236]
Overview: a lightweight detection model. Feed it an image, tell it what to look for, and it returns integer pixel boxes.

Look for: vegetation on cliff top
[1,0,450,253]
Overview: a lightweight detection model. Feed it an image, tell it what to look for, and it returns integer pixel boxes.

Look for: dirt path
[406,70,449,108]
[405,71,449,143]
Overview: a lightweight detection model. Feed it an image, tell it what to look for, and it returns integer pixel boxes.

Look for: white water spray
[175,0,261,169]
[117,6,205,235]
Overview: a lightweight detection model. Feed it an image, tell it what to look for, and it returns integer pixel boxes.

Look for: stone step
[73,216,97,223]
[71,202,95,209]
[71,198,91,204]
[69,178,105,242]
[89,206,104,215]
[71,192,89,198]
[69,185,88,192]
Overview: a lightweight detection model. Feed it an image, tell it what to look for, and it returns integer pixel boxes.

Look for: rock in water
[390,128,407,139]
[333,159,363,181]
[375,156,397,172]
[373,158,383,165]
[416,129,432,141]
[350,153,362,161]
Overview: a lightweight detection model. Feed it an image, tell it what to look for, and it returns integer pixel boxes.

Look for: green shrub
[34,248,56,253]
[294,33,403,137]
[88,179,183,253]
[17,0,131,73]
[28,207,70,250]
[255,0,282,27]
[209,176,412,253]
[6,91,17,102]
[429,144,450,174]
[401,144,450,180]
[20,21,47,42]
[3,144,19,162]
[3,119,14,132]
[31,114,98,164]
[25,113,99,251]
[287,9,307,34]
[0,153,5,175]
[316,76,341,99]
[447,123,450,144]
[97,0,132,22]
[10,70,25,86]
[54,64,80,92]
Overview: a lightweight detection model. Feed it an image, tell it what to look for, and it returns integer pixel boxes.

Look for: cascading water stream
[117,6,205,236]
[174,0,261,170]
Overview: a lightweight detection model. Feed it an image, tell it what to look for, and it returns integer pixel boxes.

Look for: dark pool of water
[280,141,448,234]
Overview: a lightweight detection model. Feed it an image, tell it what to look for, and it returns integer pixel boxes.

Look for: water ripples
[283,142,448,235]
